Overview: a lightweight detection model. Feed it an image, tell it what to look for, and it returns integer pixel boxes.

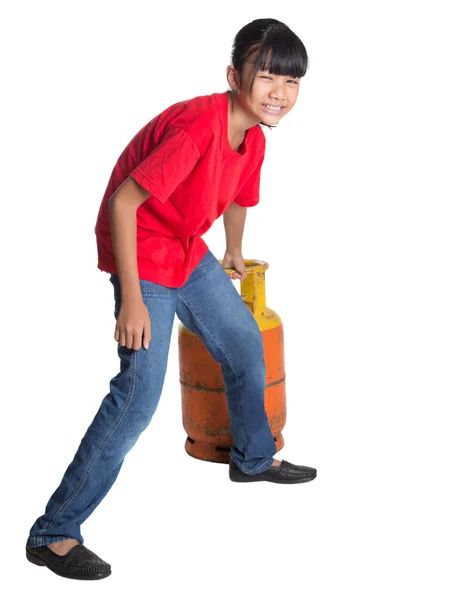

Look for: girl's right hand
[114,299,152,350]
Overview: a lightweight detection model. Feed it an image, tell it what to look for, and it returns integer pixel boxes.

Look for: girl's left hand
[222,251,247,281]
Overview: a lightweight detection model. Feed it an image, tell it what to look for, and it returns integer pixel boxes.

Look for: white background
[1,0,473,598]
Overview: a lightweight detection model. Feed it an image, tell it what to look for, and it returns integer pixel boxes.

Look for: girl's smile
[261,104,284,113]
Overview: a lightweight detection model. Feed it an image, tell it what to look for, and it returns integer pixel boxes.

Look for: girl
[25,18,317,581]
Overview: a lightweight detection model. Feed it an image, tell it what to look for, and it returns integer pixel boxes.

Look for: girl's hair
[230,18,308,129]
[231,18,308,91]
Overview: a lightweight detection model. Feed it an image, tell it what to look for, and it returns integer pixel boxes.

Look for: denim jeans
[26,249,277,547]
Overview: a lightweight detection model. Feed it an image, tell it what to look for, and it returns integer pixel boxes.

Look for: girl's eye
[259,75,298,84]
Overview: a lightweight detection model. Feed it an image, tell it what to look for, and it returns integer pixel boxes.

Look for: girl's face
[229,55,301,126]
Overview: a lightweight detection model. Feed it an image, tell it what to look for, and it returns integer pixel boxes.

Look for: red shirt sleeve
[130,126,200,203]
[233,150,265,208]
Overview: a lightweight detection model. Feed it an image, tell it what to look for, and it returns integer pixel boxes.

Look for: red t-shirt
[94,90,266,287]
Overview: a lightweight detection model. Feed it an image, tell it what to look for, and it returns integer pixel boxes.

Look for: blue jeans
[26,249,277,547]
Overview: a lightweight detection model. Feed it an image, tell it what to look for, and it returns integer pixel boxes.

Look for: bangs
[247,29,308,82]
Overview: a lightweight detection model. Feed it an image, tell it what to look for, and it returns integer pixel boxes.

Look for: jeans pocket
[197,249,218,274]
[138,278,173,298]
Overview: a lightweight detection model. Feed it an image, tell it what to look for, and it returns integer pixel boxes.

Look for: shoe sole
[26,548,111,580]
[229,471,317,484]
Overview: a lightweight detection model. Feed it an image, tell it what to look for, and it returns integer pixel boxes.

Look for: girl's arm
[223,201,247,256]
[222,202,247,279]
[108,176,150,303]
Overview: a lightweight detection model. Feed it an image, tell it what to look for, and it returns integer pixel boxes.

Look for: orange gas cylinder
[178,259,286,463]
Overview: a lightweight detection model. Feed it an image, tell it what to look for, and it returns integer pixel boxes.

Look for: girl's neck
[227,90,259,143]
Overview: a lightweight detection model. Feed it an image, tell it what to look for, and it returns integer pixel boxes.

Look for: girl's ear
[226,65,241,92]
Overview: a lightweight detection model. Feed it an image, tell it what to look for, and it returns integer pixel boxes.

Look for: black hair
[230,18,308,129]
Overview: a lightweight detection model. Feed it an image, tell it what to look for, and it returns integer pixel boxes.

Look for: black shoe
[26,543,111,580]
[229,458,317,484]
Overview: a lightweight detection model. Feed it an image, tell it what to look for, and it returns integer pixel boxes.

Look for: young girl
[25,18,317,581]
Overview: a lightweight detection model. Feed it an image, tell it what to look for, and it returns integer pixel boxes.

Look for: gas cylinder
[178,259,286,463]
